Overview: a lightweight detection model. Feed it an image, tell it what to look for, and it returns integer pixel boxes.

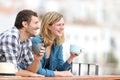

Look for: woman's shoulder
[31,35,43,44]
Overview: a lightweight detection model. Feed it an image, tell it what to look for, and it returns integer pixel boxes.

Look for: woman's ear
[47,26,51,30]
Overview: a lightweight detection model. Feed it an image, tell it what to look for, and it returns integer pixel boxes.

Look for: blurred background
[0,0,120,76]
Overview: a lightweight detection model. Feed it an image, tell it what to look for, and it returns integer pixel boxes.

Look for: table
[0,75,120,80]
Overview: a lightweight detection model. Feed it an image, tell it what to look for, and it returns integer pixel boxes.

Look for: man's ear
[22,21,28,28]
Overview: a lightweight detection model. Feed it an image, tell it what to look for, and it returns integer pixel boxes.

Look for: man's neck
[19,29,29,42]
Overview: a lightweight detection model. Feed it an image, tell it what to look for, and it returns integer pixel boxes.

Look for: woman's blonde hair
[40,11,65,46]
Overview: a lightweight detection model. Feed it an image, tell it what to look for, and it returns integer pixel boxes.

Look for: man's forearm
[27,59,40,73]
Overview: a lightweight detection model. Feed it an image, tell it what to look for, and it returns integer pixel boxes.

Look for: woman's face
[48,18,64,38]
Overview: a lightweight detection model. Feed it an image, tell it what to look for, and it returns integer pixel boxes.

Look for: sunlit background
[0,0,120,76]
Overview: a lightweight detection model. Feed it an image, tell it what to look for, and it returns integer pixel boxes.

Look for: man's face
[26,16,40,37]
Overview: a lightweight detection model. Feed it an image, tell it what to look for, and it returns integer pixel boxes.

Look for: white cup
[70,44,81,54]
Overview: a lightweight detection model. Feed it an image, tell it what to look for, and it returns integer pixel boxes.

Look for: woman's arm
[56,45,72,71]
[16,69,44,77]
[38,62,73,77]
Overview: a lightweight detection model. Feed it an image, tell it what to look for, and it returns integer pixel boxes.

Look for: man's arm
[27,56,40,73]
[27,46,45,73]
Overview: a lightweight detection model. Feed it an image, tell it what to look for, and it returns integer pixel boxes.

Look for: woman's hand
[67,53,79,64]
[54,71,73,77]
[70,52,79,58]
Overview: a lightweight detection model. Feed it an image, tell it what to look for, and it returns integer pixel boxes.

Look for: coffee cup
[32,44,42,54]
[70,44,81,54]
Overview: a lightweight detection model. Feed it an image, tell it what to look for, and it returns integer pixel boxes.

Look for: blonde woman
[32,11,79,77]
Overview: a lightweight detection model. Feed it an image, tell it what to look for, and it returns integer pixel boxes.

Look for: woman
[32,11,79,77]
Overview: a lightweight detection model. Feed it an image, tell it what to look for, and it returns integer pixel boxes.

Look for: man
[0,9,44,77]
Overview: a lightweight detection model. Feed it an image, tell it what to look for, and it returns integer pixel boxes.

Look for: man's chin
[31,34,37,37]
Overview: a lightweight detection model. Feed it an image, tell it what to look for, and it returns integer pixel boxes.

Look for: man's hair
[14,9,38,29]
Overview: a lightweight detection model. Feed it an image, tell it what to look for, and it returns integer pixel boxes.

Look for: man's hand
[27,44,45,73]
[33,46,45,60]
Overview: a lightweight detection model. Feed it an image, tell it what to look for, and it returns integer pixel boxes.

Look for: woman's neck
[46,44,52,58]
